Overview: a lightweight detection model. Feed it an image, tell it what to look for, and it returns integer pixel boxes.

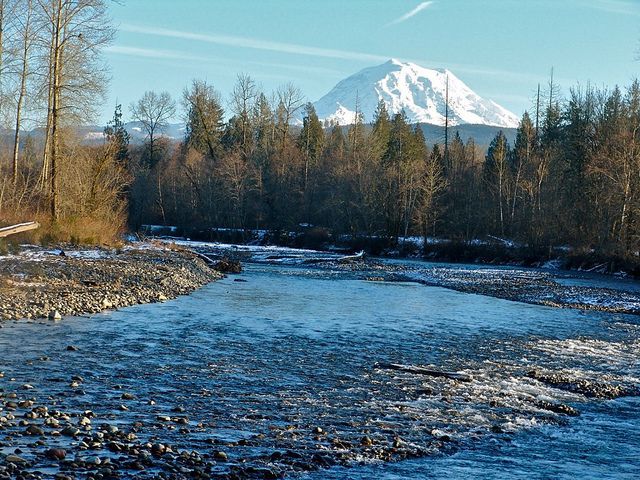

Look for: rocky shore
[0,244,223,321]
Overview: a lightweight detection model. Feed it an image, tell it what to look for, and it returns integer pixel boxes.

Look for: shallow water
[1,255,639,478]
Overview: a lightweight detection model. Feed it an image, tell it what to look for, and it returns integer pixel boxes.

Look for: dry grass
[0,211,127,247]
[38,216,126,246]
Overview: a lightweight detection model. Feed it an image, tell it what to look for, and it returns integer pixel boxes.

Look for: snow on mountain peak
[313,59,519,128]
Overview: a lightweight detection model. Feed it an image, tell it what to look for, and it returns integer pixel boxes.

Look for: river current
[1,248,638,479]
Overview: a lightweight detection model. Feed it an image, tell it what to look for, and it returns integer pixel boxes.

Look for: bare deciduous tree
[37,0,115,219]
[11,0,33,185]
[130,90,176,165]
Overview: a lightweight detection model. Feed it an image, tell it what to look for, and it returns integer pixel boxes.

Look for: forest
[1,0,640,262]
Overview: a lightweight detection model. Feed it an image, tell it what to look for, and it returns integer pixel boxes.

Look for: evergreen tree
[298,103,324,190]
[104,104,130,165]
[183,80,225,161]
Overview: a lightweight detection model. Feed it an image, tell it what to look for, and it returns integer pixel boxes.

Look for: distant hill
[78,122,186,144]
[12,119,516,150]
[419,123,517,148]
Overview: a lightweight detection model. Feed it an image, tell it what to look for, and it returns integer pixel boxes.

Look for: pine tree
[104,104,130,165]
[183,80,225,161]
[298,103,324,193]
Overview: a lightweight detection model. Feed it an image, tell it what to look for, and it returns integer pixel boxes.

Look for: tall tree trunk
[619,167,631,249]
[50,0,63,220]
[40,14,57,190]
[0,0,5,115]
[12,0,32,186]
[499,169,504,236]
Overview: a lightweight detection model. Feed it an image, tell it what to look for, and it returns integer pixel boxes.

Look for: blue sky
[103,0,640,124]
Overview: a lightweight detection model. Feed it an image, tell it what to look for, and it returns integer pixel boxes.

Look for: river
[0,248,638,479]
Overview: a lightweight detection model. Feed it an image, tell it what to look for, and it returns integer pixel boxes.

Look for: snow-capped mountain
[80,121,185,144]
[313,59,519,128]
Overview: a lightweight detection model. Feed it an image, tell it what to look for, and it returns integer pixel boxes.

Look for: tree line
[0,0,639,258]
[127,74,640,258]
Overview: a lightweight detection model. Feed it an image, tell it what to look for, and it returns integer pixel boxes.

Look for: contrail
[387,1,434,26]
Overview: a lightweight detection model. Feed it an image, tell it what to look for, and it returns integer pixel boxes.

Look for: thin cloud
[105,45,210,63]
[106,45,343,76]
[387,1,434,26]
[120,24,388,63]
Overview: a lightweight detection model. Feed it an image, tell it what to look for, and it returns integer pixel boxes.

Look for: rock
[535,399,580,416]
[311,453,332,467]
[526,369,640,399]
[213,258,242,274]
[101,298,113,309]
[45,418,60,428]
[106,442,122,452]
[48,310,62,321]
[45,449,66,461]
[65,345,78,351]
[4,454,28,464]
[121,392,135,400]
[61,426,80,437]
[150,443,166,456]
[25,425,44,436]
[213,451,228,462]
[361,436,373,446]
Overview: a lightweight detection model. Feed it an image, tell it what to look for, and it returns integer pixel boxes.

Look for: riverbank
[0,244,223,321]
[141,225,640,278]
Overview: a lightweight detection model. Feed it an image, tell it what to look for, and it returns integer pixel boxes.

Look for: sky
[102,0,640,125]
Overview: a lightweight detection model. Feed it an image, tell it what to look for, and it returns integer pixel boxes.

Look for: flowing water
[0,250,639,479]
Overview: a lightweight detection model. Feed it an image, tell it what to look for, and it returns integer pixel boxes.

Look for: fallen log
[374,362,472,382]
[0,221,39,238]
[338,250,365,263]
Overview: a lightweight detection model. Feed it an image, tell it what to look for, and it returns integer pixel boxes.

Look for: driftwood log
[375,362,473,382]
[0,222,39,238]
